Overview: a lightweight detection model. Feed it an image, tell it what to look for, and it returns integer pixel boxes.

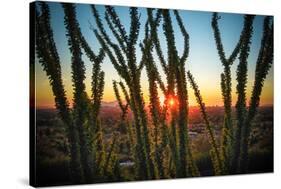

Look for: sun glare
[167,96,178,108]
[159,95,178,108]
[169,98,175,106]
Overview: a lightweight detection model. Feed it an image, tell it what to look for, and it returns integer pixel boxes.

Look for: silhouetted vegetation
[33,2,273,186]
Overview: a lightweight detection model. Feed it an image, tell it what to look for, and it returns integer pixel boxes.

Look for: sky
[35,1,273,108]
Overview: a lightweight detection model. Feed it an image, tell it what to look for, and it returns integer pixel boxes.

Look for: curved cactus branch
[239,16,273,173]
[187,71,223,175]
[232,15,255,173]
[35,2,84,182]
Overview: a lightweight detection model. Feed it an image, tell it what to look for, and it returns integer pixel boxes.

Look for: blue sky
[35,1,273,108]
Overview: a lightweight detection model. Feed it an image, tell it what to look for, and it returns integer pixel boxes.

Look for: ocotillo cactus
[239,16,273,173]
[210,13,272,174]
[211,13,253,173]
[114,80,134,155]
[147,8,199,177]
[112,80,135,167]
[91,5,155,180]
[35,2,84,183]
[140,18,167,178]
[62,3,109,181]
[63,4,95,182]
[103,133,118,176]
[146,9,178,178]
[167,10,199,177]
[112,81,129,121]
[36,2,107,183]
[232,15,255,173]
[187,71,223,175]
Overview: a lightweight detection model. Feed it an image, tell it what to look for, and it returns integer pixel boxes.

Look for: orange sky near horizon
[35,61,273,109]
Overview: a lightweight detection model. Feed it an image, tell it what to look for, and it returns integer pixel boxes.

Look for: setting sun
[169,98,175,106]
[167,96,178,108]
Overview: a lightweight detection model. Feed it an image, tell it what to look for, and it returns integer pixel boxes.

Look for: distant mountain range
[101,101,119,107]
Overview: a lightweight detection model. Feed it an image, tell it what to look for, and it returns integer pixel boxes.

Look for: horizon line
[34,104,274,110]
